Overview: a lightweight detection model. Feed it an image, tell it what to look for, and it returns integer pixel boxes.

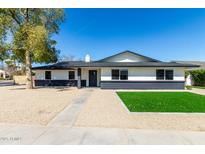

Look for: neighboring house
[0,69,7,79]
[172,61,205,86]
[33,51,198,89]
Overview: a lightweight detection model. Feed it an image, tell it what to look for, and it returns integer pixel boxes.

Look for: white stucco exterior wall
[81,68,88,86]
[35,70,45,80]
[35,67,185,86]
[35,70,77,80]
[173,68,185,81]
[101,67,185,81]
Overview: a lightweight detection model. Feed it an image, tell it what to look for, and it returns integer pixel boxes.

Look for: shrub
[185,86,192,90]
[189,69,205,86]
[185,71,190,79]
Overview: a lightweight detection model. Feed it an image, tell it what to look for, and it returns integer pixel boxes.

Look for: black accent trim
[34,80,86,87]
[81,80,86,87]
[100,81,185,89]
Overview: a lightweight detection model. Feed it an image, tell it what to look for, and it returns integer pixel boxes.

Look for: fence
[13,75,27,85]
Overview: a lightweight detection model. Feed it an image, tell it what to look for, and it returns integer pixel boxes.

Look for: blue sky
[53,8,205,62]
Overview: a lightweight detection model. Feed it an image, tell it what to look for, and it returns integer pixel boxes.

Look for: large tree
[0,9,64,88]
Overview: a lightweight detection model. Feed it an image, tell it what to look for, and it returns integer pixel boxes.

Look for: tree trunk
[25,50,33,89]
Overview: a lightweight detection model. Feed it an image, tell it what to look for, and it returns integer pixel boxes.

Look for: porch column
[77,68,81,88]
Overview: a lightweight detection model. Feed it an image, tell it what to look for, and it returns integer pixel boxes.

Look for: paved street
[0,80,14,86]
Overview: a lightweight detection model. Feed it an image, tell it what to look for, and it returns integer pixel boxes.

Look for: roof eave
[32,65,200,69]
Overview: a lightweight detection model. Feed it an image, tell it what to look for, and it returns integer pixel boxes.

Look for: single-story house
[172,61,205,86]
[33,51,199,89]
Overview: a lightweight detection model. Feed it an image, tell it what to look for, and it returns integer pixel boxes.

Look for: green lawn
[117,92,205,113]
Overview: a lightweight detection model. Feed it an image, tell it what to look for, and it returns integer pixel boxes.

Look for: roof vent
[85,54,91,62]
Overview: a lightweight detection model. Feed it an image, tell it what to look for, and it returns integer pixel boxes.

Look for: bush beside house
[173,61,205,87]
[186,69,205,86]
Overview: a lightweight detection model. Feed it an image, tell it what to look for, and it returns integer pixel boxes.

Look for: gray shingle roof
[98,50,161,62]
[33,61,199,70]
[172,61,205,70]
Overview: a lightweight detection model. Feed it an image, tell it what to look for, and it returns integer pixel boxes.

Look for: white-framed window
[156,69,174,80]
[111,69,128,80]
[68,71,75,80]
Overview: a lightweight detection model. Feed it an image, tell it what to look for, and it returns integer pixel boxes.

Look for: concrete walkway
[190,88,205,96]
[48,88,93,127]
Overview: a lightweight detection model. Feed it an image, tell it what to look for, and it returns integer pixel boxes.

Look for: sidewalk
[1,123,205,144]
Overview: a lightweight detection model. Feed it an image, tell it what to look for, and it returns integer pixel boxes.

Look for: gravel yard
[75,89,205,131]
[0,85,80,125]
[1,84,205,131]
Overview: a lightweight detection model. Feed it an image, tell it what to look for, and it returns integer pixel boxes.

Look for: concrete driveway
[1,87,205,144]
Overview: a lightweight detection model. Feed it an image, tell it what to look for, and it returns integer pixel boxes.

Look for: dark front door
[89,70,97,87]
